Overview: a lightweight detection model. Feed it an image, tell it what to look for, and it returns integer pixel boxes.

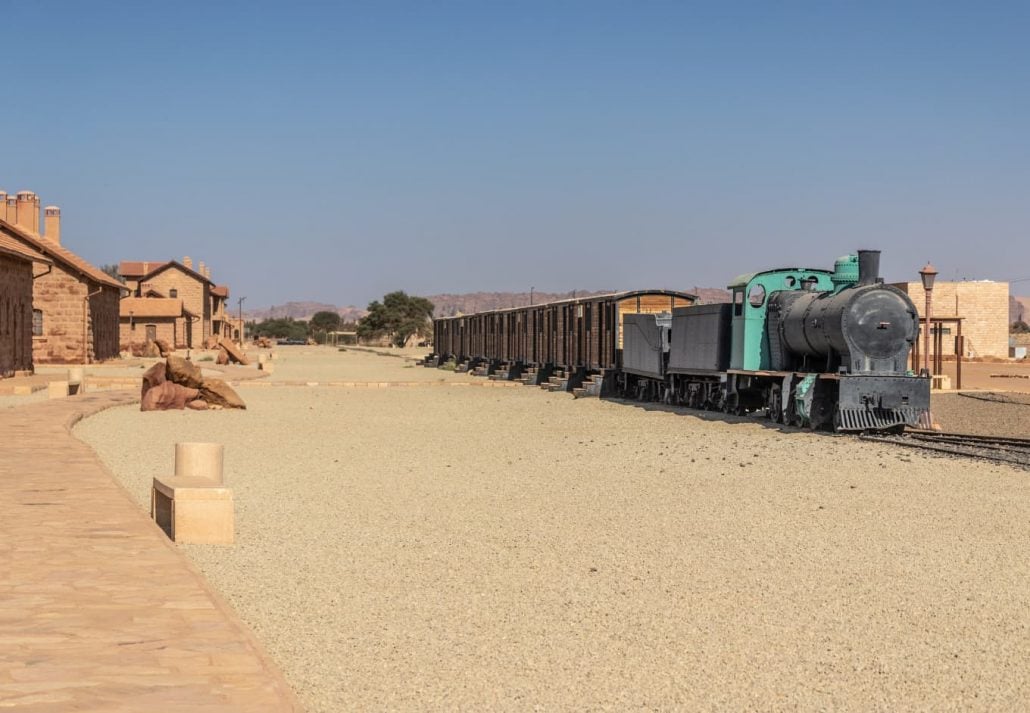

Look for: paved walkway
[0,392,299,711]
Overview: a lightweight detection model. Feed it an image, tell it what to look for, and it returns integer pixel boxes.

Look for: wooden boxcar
[433,290,696,371]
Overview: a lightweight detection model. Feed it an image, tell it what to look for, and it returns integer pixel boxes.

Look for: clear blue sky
[3,1,1028,307]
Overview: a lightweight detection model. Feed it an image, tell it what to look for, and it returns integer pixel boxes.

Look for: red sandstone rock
[198,378,246,409]
[217,337,250,366]
[216,349,230,365]
[166,355,204,389]
[143,341,161,358]
[186,399,209,410]
[155,338,172,357]
[140,381,200,411]
[141,361,166,401]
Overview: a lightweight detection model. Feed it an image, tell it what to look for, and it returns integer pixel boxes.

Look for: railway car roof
[727,268,834,289]
[434,289,697,320]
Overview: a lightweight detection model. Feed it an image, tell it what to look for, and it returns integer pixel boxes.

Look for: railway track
[859,430,1030,468]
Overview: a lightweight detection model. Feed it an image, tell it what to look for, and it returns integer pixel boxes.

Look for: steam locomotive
[430,250,931,432]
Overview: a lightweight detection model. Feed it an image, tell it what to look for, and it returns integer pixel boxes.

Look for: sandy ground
[75,349,1030,711]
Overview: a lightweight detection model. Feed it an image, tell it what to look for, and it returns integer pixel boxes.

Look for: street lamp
[919,262,938,376]
[237,296,246,347]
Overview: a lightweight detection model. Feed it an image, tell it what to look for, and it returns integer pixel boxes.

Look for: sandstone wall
[893,281,1010,358]
[0,255,34,376]
[119,318,179,350]
[144,268,211,340]
[33,264,89,364]
[32,266,121,364]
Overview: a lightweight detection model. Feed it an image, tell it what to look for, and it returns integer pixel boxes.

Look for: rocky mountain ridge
[244,287,734,322]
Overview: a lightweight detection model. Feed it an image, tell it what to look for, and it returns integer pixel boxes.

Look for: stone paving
[0,391,299,711]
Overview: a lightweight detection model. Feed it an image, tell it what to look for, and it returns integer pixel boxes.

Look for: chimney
[198,260,206,277]
[15,191,39,234]
[6,198,16,224]
[183,256,193,270]
[857,249,881,286]
[204,265,211,280]
[44,206,61,244]
[0,191,7,222]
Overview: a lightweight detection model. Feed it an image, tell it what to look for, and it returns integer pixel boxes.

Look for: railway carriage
[428,250,931,433]
[432,290,696,391]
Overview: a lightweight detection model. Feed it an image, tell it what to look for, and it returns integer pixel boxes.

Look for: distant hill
[1012,295,1029,324]
[244,302,367,323]
[245,287,732,322]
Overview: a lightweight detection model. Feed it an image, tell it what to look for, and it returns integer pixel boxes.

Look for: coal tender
[618,250,931,432]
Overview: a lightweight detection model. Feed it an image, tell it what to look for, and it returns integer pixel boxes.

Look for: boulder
[140,381,200,411]
[204,335,220,349]
[166,355,204,389]
[142,341,161,358]
[186,399,210,410]
[216,348,230,365]
[198,378,246,409]
[217,337,251,365]
[155,338,172,357]
[140,361,166,401]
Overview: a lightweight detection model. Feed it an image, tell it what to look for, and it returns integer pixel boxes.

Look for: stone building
[118,297,197,350]
[0,229,51,376]
[0,191,123,364]
[891,280,1010,359]
[119,257,234,344]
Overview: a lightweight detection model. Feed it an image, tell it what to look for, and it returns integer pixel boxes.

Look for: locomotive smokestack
[857,249,881,285]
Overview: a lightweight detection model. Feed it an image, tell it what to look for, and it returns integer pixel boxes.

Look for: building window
[169,288,178,298]
[32,309,43,336]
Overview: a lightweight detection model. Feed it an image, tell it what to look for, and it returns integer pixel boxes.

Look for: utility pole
[530,286,534,306]
[237,296,246,347]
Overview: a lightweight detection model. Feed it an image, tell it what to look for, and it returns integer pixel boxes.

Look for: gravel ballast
[75,349,1030,711]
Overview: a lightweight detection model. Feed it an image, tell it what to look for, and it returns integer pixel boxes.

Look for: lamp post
[530,286,534,306]
[919,262,938,376]
[237,296,246,347]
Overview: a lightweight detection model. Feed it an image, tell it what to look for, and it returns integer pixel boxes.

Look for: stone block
[151,477,234,545]
[174,442,224,483]
[47,381,69,399]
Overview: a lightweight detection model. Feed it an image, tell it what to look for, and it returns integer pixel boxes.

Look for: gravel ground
[75,351,1030,711]
[255,346,465,383]
[931,392,1030,438]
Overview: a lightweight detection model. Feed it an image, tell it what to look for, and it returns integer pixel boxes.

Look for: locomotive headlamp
[919,263,938,291]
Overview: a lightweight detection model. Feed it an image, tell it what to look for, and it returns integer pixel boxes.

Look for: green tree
[251,317,308,341]
[100,264,126,284]
[309,311,342,343]
[357,291,434,347]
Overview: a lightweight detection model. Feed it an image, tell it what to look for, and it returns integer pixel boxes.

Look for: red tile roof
[0,226,51,264]
[0,219,120,289]
[211,285,229,298]
[122,259,213,285]
[119,261,168,278]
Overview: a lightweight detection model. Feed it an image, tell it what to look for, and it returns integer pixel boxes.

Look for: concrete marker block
[47,381,70,399]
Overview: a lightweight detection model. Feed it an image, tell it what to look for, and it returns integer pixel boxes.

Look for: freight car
[428,250,930,432]
[431,290,697,392]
